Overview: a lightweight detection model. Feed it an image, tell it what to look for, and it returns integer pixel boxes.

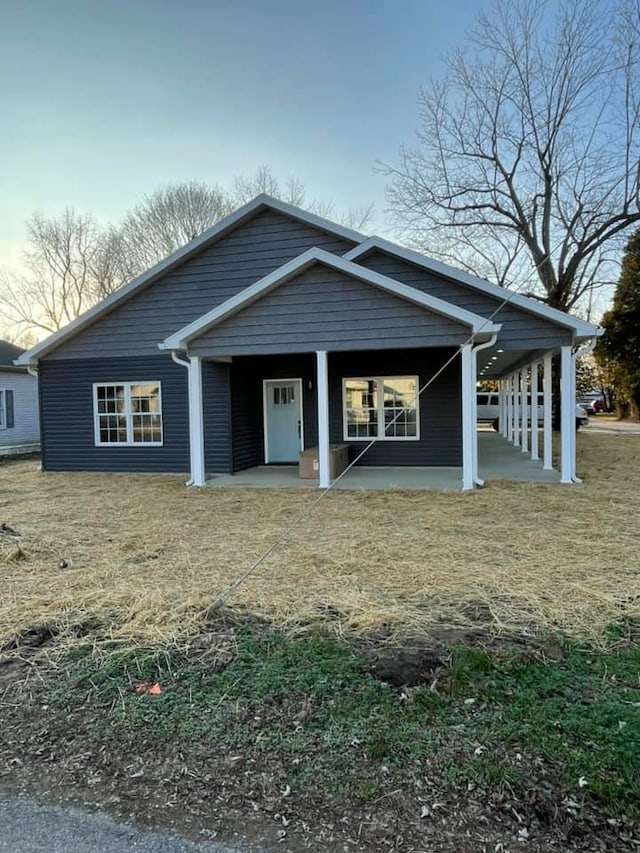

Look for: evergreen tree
[597,231,640,419]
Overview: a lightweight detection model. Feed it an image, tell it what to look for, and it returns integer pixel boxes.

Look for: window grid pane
[344,377,418,441]
[95,383,162,445]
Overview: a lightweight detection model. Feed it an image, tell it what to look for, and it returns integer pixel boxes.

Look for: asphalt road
[0,793,253,853]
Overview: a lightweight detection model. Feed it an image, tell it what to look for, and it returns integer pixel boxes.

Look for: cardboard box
[299,444,350,479]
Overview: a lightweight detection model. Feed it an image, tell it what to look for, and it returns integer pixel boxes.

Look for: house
[16,195,599,489]
[0,341,40,453]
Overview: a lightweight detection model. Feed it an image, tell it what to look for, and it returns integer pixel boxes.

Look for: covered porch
[158,246,597,491]
[205,432,561,490]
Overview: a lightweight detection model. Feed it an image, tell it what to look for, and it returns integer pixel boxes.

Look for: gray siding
[203,361,232,474]
[0,369,39,446]
[225,349,461,472]
[329,349,461,466]
[39,356,189,472]
[46,211,356,360]
[189,266,471,357]
[360,251,573,350]
[229,355,316,472]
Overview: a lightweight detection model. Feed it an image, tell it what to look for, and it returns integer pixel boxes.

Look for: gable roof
[160,248,501,351]
[344,237,600,341]
[16,195,368,367]
[0,340,24,365]
[0,340,28,372]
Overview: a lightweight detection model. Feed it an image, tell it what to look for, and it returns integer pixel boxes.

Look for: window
[343,377,419,440]
[0,389,12,430]
[93,383,162,446]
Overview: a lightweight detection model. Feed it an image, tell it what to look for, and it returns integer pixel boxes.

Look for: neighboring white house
[0,341,40,452]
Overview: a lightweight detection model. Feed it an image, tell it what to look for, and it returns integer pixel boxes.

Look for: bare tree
[0,210,117,336]
[233,166,375,233]
[385,0,640,312]
[117,181,235,274]
[0,173,375,338]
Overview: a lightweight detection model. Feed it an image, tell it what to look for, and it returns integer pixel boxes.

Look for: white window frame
[0,390,5,430]
[342,375,420,442]
[93,382,163,447]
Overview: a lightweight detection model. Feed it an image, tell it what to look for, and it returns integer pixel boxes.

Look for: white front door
[264,379,303,463]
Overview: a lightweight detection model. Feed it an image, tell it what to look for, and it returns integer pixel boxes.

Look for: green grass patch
[46,629,640,819]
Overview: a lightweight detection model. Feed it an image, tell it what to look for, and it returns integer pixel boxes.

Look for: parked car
[576,403,589,427]
[490,401,588,431]
[579,399,596,416]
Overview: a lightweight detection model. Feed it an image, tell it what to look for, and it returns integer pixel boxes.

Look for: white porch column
[512,372,521,447]
[499,380,507,437]
[560,345,574,483]
[316,350,331,489]
[506,374,513,441]
[188,356,206,487]
[521,367,529,454]
[461,344,475,490]
[543,353,553,470]
[530,361,539,461]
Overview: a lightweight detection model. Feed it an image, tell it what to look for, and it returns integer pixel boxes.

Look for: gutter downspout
[471,333,498,486]
[171,350,205,487]
[25,364,42,471]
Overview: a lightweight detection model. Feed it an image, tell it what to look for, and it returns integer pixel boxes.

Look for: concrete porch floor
[206,432,561,490]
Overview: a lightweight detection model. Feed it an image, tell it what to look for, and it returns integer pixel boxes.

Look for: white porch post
[521,367,529,454]
[560,345,574,483]
[543,353,553,470]
[506,374,513,441]
[512,372,520,447]
[499,380,507,437]
[530,361,539,461]
[316,350,331,489]
[188,356,206,487]
[461,344,474,490]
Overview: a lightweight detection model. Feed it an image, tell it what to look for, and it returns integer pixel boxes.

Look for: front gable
[187,263,475,357]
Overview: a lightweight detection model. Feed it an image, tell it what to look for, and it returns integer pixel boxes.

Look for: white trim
[543,354,553,470]
[344,237,601,341]
[342,376,420,442]
[530,361,539,461]
[512,373,520,447]
[188,357,205,486]
[471,333,497,485]
[16,195,368,367]
[461,345,474,490]
[0,389,5,429]
[161,248,501,351]
[316,353,331,489]
[560,346,574,483]
[262,378,304,464]
[92,381,163,447]
[520,368,529,454]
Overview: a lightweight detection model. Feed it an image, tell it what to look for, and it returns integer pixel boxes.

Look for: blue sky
[0,0,485,266]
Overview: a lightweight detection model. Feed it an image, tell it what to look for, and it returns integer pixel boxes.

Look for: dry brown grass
[1,433,639,648]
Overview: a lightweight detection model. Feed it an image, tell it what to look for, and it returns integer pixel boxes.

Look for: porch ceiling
[477,346,550,379]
